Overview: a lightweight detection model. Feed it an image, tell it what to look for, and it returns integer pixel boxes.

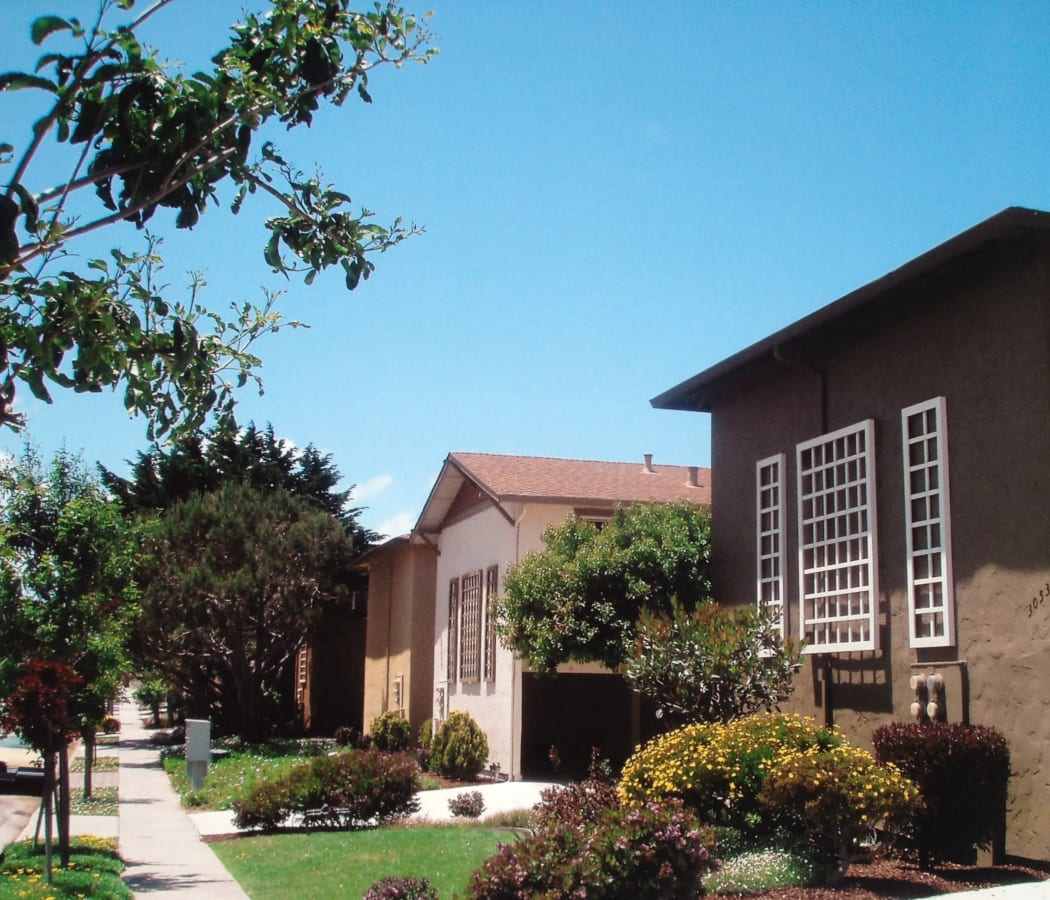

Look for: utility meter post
[185,718,211,791]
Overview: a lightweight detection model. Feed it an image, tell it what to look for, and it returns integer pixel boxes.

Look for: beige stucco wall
[704,239,1050,859]
[363,541,436,742]
[433,500,577,778]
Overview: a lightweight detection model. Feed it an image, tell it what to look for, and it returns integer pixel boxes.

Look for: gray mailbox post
[185,718,211,791]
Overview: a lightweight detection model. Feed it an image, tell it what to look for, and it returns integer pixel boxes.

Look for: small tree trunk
[42,749,55,885]
[83,729,97,799]
[57,742,72,867]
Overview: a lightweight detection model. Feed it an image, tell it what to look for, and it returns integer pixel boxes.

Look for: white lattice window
[756,454,787,638]
[902,397,955,647]
[459,570,483,683]
[796,420,879,653]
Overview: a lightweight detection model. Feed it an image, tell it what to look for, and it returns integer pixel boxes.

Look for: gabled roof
[651,206,1050,413]
[413,452,710,540]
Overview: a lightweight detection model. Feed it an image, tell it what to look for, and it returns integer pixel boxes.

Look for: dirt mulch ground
[739,854,1049,899]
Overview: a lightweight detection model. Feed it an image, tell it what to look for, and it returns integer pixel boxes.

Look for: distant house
[414,451,710,779]
[356,535,437,742]
[652,206,1050,861]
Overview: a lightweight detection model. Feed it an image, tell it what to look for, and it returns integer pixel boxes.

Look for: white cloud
[351,474,393,502]
[376,511,416,539]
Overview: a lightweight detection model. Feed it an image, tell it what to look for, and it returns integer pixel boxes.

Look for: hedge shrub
[618,713,841,833]
[431,711,488,780]
[232,749,420,831]
[467,799,717,900]
[872,721,1010,866]
[371,710,411,752]
[758,743,921,881]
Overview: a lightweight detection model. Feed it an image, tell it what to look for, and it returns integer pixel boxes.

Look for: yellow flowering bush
[619,713,841,832]
[758,743,921,881]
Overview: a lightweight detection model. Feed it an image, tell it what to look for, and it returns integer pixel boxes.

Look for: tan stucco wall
[705,240,1050,859]
[363,541,436,742]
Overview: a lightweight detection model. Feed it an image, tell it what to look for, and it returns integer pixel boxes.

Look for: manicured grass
[163,751,317,810]
[0,836,130,899]
[72,755,119,773]
[212,824,519,898]
[70,787,119,816]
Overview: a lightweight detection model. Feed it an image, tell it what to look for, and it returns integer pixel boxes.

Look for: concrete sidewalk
[115,696,249,898]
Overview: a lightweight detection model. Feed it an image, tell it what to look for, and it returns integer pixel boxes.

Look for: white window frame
[796,419,879,653]
[756,453,787,638]
[901,397,955,647]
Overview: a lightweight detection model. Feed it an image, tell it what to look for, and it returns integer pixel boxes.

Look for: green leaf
[0,72,59,93]
[30,16,73,46]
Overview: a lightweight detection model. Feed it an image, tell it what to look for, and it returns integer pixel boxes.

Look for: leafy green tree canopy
[0,446,137,726]
[623,599,802,728]
[496,501,713,673]
[1,0,435,438]
[102,420,377,544]
[133,481,358,739]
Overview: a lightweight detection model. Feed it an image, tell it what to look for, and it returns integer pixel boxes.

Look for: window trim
[756,453,787,639]
[901,397,955,648]
[447,577,459,683]
[484,565,499,683]
[796,419,880,654]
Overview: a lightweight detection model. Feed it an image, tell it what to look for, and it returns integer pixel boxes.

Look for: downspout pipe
[771,344,835,729]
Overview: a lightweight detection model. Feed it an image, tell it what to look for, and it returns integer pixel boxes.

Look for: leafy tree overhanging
[1,0,436,438]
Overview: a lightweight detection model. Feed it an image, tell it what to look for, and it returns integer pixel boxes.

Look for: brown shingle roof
[449,452,710,505]
[413,452,710,539]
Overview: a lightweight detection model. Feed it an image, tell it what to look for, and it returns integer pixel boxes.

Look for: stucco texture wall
[706,239,1050,860]
[363,541,436,741]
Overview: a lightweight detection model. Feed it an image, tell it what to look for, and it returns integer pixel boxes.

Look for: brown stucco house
[414,451,711,779]
[652,206,1050,861]
[356,535,437,743]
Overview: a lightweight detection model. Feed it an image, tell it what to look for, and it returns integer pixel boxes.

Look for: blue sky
[5,0,1050,537]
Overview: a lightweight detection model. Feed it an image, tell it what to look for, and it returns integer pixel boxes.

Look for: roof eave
[651,206,1050,412]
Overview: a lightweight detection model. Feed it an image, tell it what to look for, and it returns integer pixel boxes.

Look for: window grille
[447,578,459,682]
[295,646,308,705]
[796,420,879,652]
[484,565,499,682]
[902,397,955,647]
[460,570,483,683]
[756,454,787,637]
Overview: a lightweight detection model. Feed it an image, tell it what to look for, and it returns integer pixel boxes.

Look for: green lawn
[211,825,519,898]
[0,836,130,899]
[163,751,316,810]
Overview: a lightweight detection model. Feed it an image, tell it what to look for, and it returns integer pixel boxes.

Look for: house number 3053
[1025,583,1050,617]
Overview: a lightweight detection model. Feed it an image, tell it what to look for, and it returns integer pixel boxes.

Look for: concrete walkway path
[116,696,248,899]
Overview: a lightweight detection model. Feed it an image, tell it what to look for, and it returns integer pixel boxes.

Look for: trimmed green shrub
[417,718,435,750]
[467,798,717,900]
[872,721,1010,867]
[371,710,411,752]
[619,713,841,833]
[232,749,420,831]
[758,743,921,882]
[431,711,488,780]
[364,876,439,899]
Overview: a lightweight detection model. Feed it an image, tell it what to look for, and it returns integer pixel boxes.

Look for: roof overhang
[651,206,1050,413]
